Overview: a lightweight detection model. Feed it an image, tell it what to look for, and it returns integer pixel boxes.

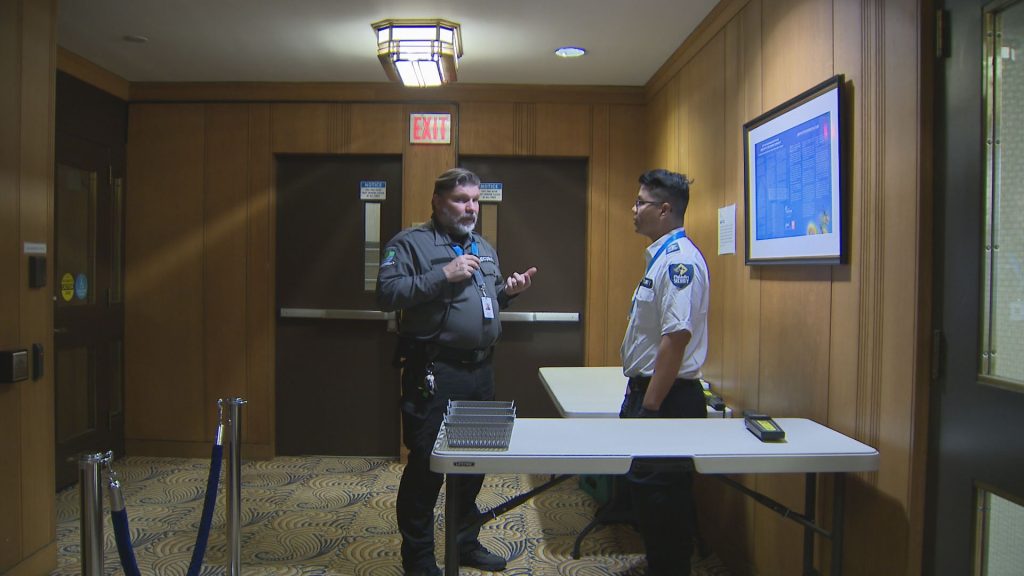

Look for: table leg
[444,474,461,576]
[572,476,631,559]
[830,474,846,576]
[804,472,817,575]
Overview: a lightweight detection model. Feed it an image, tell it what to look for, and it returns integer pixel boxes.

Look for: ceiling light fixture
[371,19,462,87]
[555,46,586,58]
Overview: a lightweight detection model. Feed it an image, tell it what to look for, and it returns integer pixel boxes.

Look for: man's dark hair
[639,169,691,218]
[434,168,481,196]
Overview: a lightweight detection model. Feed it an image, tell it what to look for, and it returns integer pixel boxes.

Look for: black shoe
[404,564,441,576]
[459,544,506,571]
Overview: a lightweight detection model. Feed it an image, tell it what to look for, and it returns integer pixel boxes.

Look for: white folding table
[538,365,733,418]
[431,417,878,576]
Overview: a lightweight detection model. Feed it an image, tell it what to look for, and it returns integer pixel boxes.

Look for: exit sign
[409,113,451,144]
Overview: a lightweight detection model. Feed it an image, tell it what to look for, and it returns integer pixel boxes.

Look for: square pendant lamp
[371,19,463,87]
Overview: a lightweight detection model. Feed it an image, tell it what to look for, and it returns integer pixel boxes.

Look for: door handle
[54,327,69,334]
[279,308,398,331]
[498,312,580,323]
[280,308,396,321]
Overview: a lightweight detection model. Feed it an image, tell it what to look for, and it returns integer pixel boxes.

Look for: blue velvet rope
[110,508,142,576]
[108,439,223,576]
[187,442,223,576]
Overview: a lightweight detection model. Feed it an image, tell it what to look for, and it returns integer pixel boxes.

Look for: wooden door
[459,157,588,418]
[276,155,403,456]
[53,132,125,489]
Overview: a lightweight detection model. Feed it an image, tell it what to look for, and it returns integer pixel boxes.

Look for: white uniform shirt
[620,227,709,379]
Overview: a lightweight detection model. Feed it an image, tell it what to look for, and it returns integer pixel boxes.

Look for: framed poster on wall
[743,75,846,265]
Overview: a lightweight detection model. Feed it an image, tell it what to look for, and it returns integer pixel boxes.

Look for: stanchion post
[79,451,113,576]
[223,397,247,576]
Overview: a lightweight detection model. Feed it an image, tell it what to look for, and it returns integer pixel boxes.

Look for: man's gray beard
[437,206,477,236]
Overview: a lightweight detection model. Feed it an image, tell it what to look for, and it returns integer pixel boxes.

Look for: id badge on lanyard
[452,242,494,319]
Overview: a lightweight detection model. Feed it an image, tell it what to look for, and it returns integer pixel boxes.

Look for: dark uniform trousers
[619,377,706,576]
[396,347,495,570]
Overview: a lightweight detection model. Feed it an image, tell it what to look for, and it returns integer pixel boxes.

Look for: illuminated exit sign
[409,113,451,144]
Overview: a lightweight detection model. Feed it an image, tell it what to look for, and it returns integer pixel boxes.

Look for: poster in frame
[743,75,846,265]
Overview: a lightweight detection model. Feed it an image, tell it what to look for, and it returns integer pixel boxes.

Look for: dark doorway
[53,72,127,489]
[927,1,1024,573]
[276,155,403,456]
[460,157,587,418]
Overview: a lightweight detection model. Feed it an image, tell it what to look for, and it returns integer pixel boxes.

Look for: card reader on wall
[1,349,29,383]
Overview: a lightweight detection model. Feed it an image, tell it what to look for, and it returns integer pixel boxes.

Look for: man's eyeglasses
[634,199,662,209]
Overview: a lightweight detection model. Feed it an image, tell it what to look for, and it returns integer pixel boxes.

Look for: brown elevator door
[276,155,402,456]
[460,157,587,418]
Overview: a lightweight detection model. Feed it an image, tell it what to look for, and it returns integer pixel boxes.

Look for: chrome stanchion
[79,451,113,576]
[221,397,247,576]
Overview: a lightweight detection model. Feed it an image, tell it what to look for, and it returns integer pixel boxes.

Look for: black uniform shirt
[376,219,511,350]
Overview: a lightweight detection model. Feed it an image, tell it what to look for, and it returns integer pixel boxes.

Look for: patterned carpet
[54,455,731,575]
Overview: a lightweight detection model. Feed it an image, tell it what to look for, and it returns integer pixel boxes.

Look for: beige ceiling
[57,0,719,86]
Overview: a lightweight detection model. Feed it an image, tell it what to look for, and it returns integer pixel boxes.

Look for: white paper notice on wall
[360,180,387,201]
[718,204,736,255]
[480,183,503,202]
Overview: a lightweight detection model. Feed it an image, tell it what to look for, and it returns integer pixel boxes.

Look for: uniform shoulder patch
[381,247,397,267]
[666,242,680,254]
[668,263,695,288]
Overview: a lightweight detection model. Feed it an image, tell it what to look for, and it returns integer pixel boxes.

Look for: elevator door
[276,156,402,456]
[460,157,587,418]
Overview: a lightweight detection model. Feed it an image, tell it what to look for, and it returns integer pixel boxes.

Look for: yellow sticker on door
[61,273,74,302]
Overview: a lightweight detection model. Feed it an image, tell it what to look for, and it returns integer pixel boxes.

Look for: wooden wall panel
[762,0,835,111]
[125,104,207,443]
[402,104,457,227]
[535,103,591,157]
[875,1,926,574]
[0,0,57,572]
[348,103,404,154]
[513,103,536,156]
[585,105,611,366]
[604,106,650,363]
[584,103,648,366]
[246,103,274,453]
[459,102,515,155]
[685,32,727,385]
[0,0,24,566]
[130,82,643,106]
[646,81,677,171]
[18,0,56,556]
[270,103,328,153]
[203,104,250,434]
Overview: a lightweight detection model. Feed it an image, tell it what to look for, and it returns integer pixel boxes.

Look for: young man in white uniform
[620,169,709,576]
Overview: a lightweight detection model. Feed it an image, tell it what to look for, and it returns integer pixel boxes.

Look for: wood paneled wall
[0,0,58,573]
[121,90,646,458]
[644,0,928,574]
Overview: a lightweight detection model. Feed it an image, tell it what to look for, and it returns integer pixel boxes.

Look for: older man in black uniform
[377,168,537,576]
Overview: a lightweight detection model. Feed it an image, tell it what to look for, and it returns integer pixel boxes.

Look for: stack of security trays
[442,400,516,450]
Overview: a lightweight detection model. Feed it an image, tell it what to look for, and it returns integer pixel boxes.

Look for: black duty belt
[627,376,701,393]
[433,345,493,364]
[398,338,493,365]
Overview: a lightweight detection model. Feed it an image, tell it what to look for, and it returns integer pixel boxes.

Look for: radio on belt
[744,412,785,442]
